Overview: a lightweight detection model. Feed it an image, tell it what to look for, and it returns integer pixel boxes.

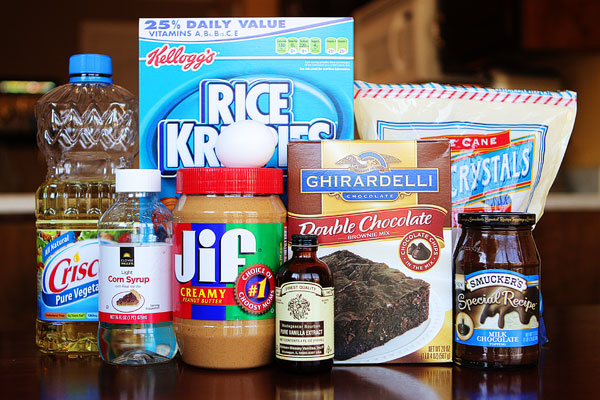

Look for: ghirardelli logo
[300,151,438,201]
[335,152,401,173]
[146,44,217,71]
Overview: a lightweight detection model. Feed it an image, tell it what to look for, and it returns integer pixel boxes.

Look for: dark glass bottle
[276,234,334,373]
[454,213,540,369]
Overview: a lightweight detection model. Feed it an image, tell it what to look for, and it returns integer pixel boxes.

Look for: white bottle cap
[115,169,162,192]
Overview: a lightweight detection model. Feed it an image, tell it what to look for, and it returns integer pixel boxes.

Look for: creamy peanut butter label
[173,222,284,321]
[276,282,334,361]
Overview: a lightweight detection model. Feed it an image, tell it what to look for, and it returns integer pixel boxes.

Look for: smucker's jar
[454,213,540,368]
[172,168,286,369]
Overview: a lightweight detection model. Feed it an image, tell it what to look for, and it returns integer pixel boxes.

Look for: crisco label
[454,270,540,348]
[37,230,100,321]
[173,222,283,321]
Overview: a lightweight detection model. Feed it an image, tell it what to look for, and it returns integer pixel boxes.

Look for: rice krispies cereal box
[139,18,354,203]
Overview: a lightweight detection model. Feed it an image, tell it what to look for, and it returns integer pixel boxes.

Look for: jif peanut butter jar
[172,167,286,369]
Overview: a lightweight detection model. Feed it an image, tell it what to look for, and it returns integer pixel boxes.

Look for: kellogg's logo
[146,44,217,71]
[301,151,439,201]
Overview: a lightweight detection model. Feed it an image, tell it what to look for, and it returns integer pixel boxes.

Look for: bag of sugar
[355,82,577,347]
[354,81,577,229]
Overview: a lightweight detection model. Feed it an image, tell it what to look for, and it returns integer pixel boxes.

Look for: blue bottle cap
[69,54,113,83]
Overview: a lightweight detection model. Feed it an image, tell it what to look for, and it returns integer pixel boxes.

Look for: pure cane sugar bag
[354,81,577,229]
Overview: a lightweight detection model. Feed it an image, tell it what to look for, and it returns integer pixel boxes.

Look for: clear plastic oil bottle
[35,54,137,354]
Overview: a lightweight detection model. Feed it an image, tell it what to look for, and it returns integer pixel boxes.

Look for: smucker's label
[455,270,540,348]
[173,222,284,321]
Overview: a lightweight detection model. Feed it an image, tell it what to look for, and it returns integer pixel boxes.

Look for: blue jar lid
[69,54,113,83]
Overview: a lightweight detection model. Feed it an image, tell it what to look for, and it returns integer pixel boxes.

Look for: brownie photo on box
[321,250,430,361]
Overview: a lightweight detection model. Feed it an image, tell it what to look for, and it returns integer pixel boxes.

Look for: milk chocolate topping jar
[454,213,540,368]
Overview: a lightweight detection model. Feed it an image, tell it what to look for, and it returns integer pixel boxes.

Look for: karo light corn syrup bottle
[35,54,137,354]
[98,169,177,365]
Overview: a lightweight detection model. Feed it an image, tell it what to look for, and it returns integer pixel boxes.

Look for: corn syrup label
[98,243,172,324]
[173,222,283,321]
[37,230,99,321]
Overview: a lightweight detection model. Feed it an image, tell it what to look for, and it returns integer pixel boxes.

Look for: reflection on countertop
[2,306,599,399]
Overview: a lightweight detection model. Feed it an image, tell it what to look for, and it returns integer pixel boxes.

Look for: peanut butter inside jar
[172,168,286,369]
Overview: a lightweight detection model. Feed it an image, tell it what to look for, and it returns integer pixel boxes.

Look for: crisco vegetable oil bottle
[35,54,137,355]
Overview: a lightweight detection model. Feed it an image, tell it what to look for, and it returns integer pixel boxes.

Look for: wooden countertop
[0,305,597,399]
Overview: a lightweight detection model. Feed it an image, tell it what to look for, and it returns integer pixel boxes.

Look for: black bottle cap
[291,234,319,246]
[458,212,536,227]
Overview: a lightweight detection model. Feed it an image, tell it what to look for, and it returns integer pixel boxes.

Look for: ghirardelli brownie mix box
[287,140,452,363]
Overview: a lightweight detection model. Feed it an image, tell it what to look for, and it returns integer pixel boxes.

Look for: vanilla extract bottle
[275,235,334,373]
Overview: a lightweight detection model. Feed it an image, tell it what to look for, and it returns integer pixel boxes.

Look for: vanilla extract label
[280,321,325,337]
[276,282,334,361]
